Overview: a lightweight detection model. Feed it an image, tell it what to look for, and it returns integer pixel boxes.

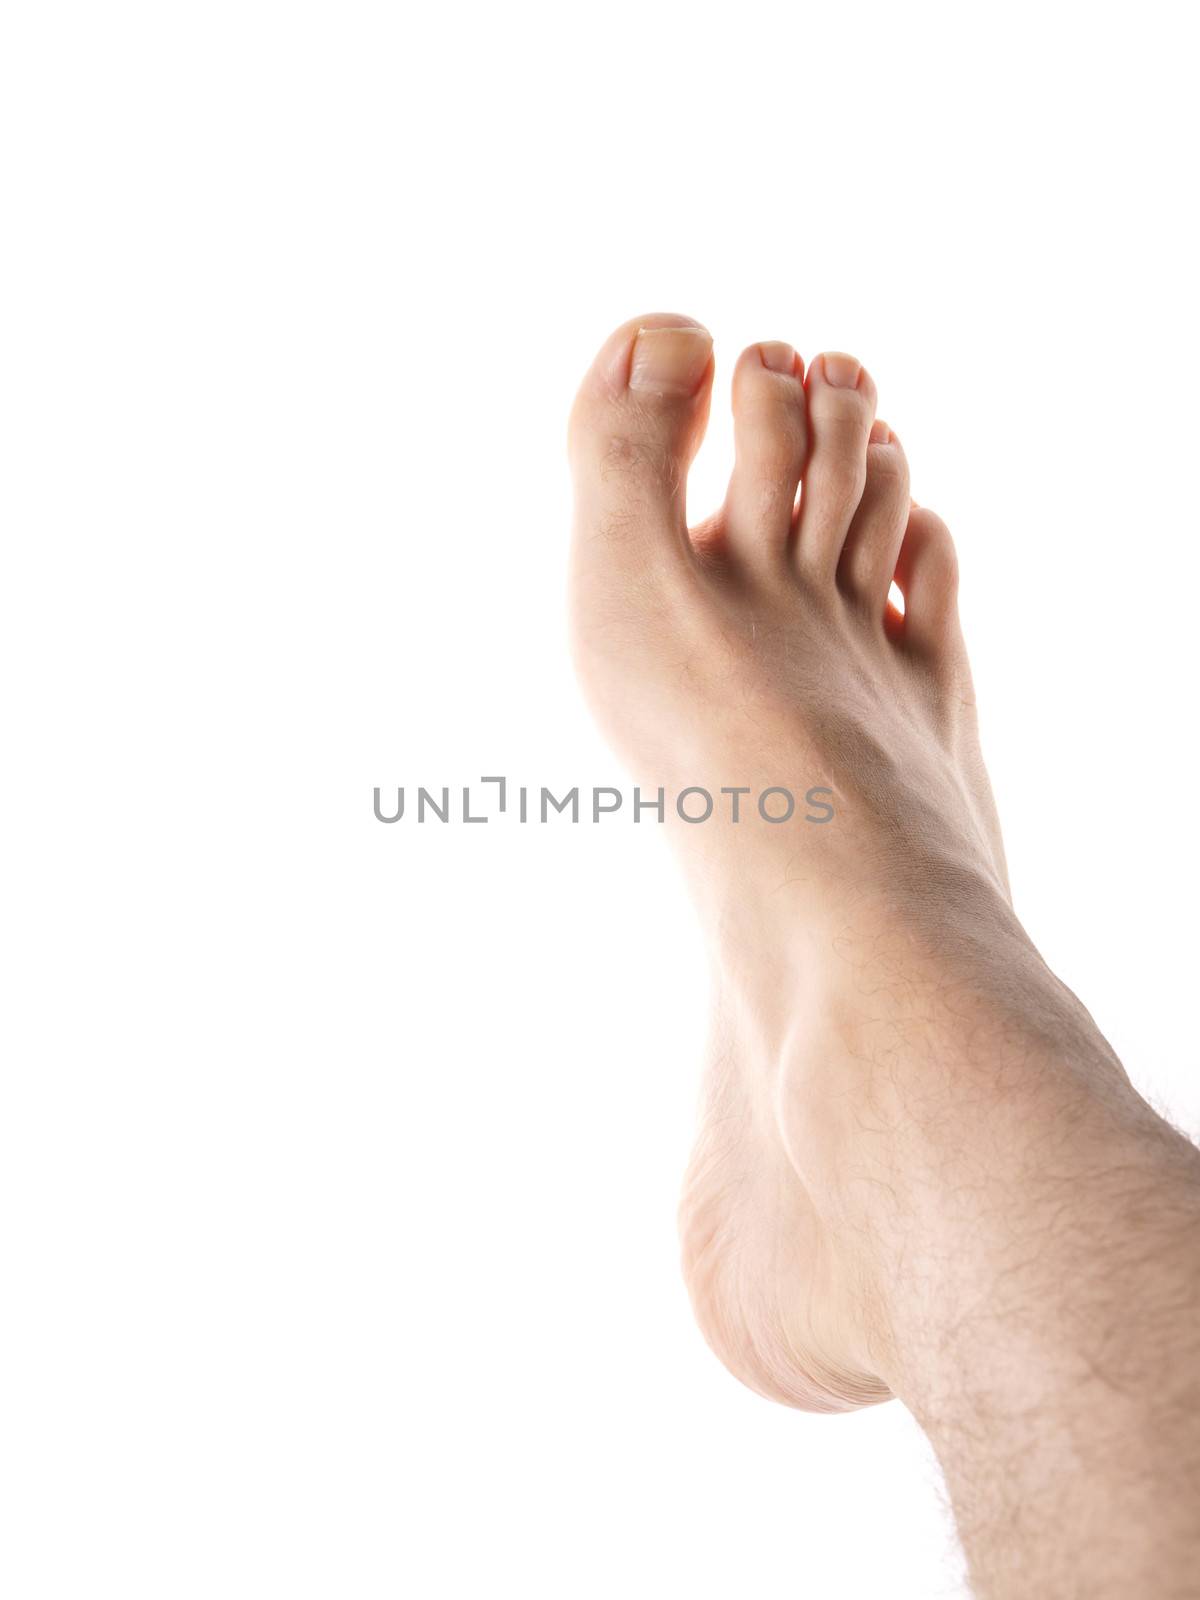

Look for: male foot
[566,314,1176,1414]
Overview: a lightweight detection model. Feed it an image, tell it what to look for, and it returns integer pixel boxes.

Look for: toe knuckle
[812,457,866,511]
[749,428,805,479]
[870,443,904,473]
[600,428,681,494]
[817,388,872,427]
[871,449,909,488]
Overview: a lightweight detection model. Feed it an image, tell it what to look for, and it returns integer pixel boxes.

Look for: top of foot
[567,313,1020,1411]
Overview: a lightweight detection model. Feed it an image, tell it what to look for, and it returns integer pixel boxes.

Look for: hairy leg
[568,313,1200,1595]
[799,961,1200,1595]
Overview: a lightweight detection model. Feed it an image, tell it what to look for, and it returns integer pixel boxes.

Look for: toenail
[822,353,861,389]
[869,419,891,444]
[629,326,713,397]
[758,341,797,376]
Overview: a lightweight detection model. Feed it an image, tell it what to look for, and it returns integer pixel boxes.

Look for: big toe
[568,313,714,586]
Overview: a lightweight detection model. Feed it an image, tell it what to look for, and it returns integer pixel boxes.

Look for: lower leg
[780,912,1200,1596]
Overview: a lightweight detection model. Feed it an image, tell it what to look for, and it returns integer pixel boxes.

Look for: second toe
[722,341,808,571]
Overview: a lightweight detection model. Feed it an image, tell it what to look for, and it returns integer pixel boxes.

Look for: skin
[567,313,1200,1597]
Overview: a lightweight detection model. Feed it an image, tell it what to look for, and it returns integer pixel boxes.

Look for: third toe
[795,353,877,579]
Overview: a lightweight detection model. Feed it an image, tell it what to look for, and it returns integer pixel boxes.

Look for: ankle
[797,1028,1200,1402]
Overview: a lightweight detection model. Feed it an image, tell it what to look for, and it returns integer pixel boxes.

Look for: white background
[3,4,1198,1596]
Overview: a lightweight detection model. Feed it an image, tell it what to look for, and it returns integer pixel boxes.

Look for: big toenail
[629,326,713,397]
[822,353,861,389]
[758,341,796,375]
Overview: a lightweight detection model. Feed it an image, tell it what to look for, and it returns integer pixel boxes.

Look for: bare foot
[566,313,1133,1413]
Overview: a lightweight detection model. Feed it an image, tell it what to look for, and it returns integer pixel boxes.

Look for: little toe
[722,341,808,571]
[568,313,715,586]
[795,353,878,582]
[837,422,911,616]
